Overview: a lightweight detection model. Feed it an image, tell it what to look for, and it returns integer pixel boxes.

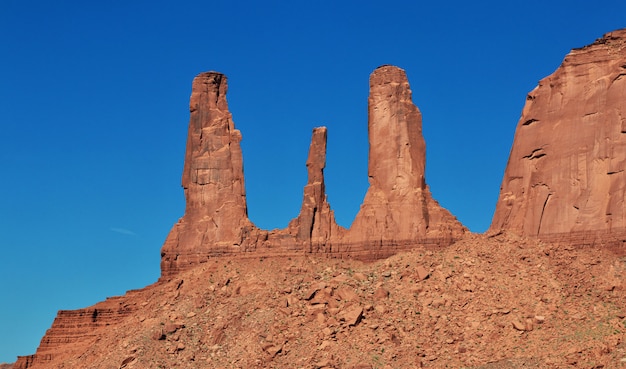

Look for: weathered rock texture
[491,29,626,246]
[13,291,142,369]
[14,234,626,368]
[160,72,263,277]
[286,127,344,252]
[160,66,464,278]
[341,66,466,248]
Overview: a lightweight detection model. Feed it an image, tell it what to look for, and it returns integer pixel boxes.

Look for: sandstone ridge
[160,65,466,278]
[490,29,626,248]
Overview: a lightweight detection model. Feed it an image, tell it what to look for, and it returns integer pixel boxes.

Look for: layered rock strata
[13,291,142,369]
[490,29,626,247]
[160,66,465,278]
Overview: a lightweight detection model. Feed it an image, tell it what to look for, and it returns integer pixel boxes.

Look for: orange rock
[263,344,283,358]
[416,265,430,281]
[159,66,467,279]
[160,72,263,278]
[335,287,359,302]
[491,29,626,246]
[341,306,364,326]
[341,66,466,247]
[12,297,137,368]
[286,127,344,252]
[373,287,390,301]
[512,320,526,331]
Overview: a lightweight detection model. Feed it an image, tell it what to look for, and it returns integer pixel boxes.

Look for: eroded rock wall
[490,29,626,245]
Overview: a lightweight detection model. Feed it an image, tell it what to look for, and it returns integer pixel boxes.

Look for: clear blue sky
[1,0,624,363]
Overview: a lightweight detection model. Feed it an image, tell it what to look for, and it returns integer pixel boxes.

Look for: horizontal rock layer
[13,291,144,369]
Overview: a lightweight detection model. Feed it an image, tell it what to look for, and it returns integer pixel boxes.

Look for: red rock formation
[287,127,345,252]
[490,29,626,246]
[160,66,466,278]
[160,72,264,278]
[341,66,466,247]
[15,32,626,369]
[13,292,140,369]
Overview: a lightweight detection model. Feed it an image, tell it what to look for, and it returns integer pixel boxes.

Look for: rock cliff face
[490,29,626,246]
[160,66,465,278]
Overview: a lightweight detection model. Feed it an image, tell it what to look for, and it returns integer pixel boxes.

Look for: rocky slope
[11,234,626,368]
[490,29,626,246]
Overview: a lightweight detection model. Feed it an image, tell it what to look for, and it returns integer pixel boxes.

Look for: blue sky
[1,0,624,363]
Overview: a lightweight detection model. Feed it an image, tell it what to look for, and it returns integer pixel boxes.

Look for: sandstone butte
[160,64,467,278]
[490,28,626,248]
[9,29,626,368]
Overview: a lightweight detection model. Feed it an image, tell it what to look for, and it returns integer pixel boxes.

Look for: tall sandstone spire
[342,66,466,247]
[490,29,626,245]
[160,72,261,277]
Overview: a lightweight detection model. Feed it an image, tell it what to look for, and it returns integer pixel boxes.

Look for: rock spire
[160,72,261,277]
[342,66,466,246]
[287,127,343,252]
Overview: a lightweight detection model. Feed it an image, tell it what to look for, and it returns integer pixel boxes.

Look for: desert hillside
[14,233,626,368]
